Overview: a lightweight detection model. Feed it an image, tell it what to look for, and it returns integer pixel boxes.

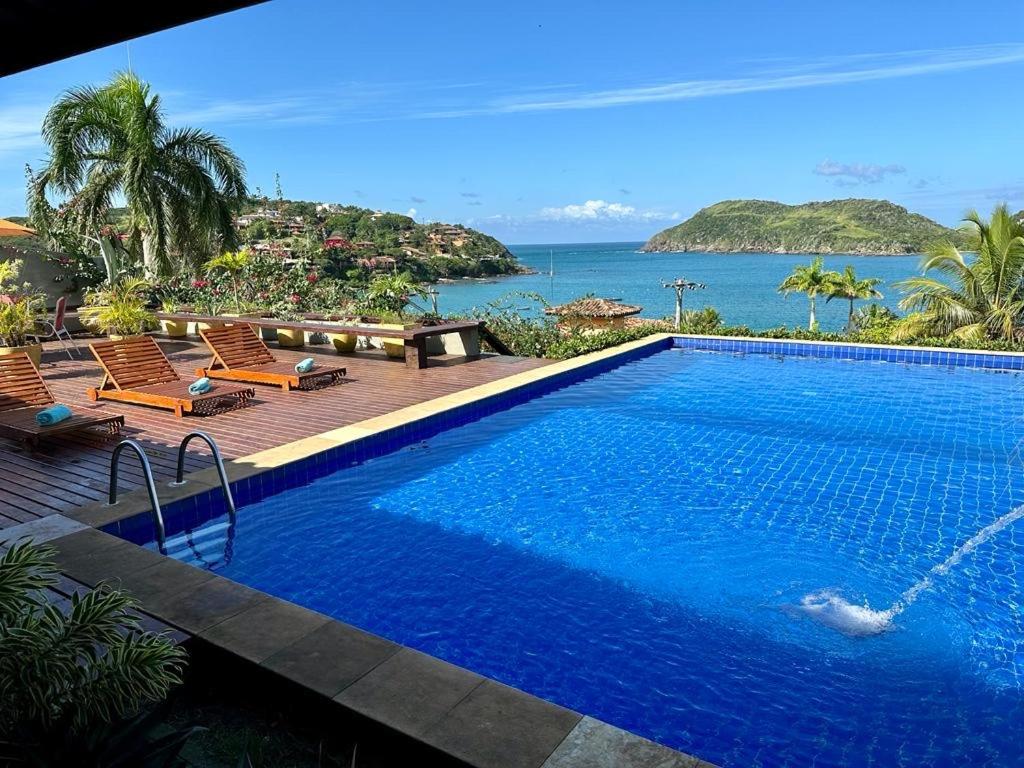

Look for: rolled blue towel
[35,404,72,426]
[295,357,315,374]
[188,377,212,396]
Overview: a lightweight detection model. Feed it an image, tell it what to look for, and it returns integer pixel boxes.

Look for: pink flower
[191,279,209,289]
[289,293,301,304]
[306,272,319,283]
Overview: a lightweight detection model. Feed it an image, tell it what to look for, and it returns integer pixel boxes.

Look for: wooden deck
[0,336,550,529]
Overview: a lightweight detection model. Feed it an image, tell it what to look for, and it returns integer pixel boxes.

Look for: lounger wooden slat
[196,324,347,391]
[87,336,256,418]
[0,351,124,446]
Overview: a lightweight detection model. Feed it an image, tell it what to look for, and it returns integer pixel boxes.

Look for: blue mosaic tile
[672,336,1024,371]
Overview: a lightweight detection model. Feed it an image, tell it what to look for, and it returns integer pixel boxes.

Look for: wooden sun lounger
[196,324,347,391]
[86,335,256,418]
[0,351,123,446]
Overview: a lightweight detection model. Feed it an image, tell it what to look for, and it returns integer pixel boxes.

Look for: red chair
[33,296,81,359]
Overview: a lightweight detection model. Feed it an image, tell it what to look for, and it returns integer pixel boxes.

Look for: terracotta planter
[161,319,189,338]
[0,342,42,369]
[276,327,305,347]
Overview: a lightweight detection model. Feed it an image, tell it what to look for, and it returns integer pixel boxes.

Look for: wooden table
[156,313,487,369]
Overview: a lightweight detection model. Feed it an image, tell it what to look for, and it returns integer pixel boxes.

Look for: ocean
[433,242,927,332]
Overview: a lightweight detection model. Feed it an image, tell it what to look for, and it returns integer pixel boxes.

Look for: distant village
[232,201,515,275]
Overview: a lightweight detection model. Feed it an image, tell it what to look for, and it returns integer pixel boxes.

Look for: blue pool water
[148,349,1024,766]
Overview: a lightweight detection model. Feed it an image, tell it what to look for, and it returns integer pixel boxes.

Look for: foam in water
[798,503,1024,637]
[798,591,894,636]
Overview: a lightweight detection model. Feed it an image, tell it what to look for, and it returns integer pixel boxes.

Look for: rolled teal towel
[295,357,315,374]
[35,404,72,426]
[188,377,212,396]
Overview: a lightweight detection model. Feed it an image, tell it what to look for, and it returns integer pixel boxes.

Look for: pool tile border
[674,333,1024,369]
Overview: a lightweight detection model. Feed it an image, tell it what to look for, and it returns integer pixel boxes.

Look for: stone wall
[0,245,84,309]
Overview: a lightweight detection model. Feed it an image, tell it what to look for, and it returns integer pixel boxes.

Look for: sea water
[433,242,924,331]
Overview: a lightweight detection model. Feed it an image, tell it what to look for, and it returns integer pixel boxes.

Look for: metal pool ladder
[108,439,166,548]
[171,431,236,517]
[107,432,235,553]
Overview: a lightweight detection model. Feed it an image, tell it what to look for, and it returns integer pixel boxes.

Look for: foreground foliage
[0,541,191,765]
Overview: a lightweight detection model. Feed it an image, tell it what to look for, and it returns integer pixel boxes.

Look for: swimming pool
[116,341,1024,766]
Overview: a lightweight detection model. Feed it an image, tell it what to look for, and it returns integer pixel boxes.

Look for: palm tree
[29,72,247,277]
[895,205,1024,342]
[826,265,883,331]
[777,256,838,330]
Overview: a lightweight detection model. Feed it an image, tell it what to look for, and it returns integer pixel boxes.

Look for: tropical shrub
[850,303,901,343]
[676,307,722,334]
[0,541,193,765]
[470,293,667,359]
[0,260,45,348]
[546,324,667,359]
[80,277,157,336]
[469,293,562,357]
[205,250,251,313]
[363,272,428,318]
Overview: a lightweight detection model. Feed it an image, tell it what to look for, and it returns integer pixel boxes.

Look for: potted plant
[316,299,362,353]
[0,260,45,367]
[79,277,156,340]
[158,299,188,338]
[193,292,226,333]
[272,301,306,348]
[363,272,428,358]
[204,249,250,316]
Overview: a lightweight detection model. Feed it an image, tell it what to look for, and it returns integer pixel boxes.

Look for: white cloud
[538,199,679,223]
[166,95,337,127]
[0,103,47,157]
[412,44,1024,119]
[814,159,906,185]
[406,207,418,218]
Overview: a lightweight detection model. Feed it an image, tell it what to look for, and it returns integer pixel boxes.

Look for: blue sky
[2,0,1024,243]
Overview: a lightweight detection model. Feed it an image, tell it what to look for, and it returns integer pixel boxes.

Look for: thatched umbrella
[545,297,643,329]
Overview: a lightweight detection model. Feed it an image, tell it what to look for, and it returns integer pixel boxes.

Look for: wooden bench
[0,351,123,446]
[156,313,488,369]
[86,336,256,418]
[197,324,347,391]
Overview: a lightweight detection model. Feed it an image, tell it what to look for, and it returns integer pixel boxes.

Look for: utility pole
[425,286,439,315]
[662,278,706,330]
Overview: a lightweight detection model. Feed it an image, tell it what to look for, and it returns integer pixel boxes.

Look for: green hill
[642,199,965,255]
